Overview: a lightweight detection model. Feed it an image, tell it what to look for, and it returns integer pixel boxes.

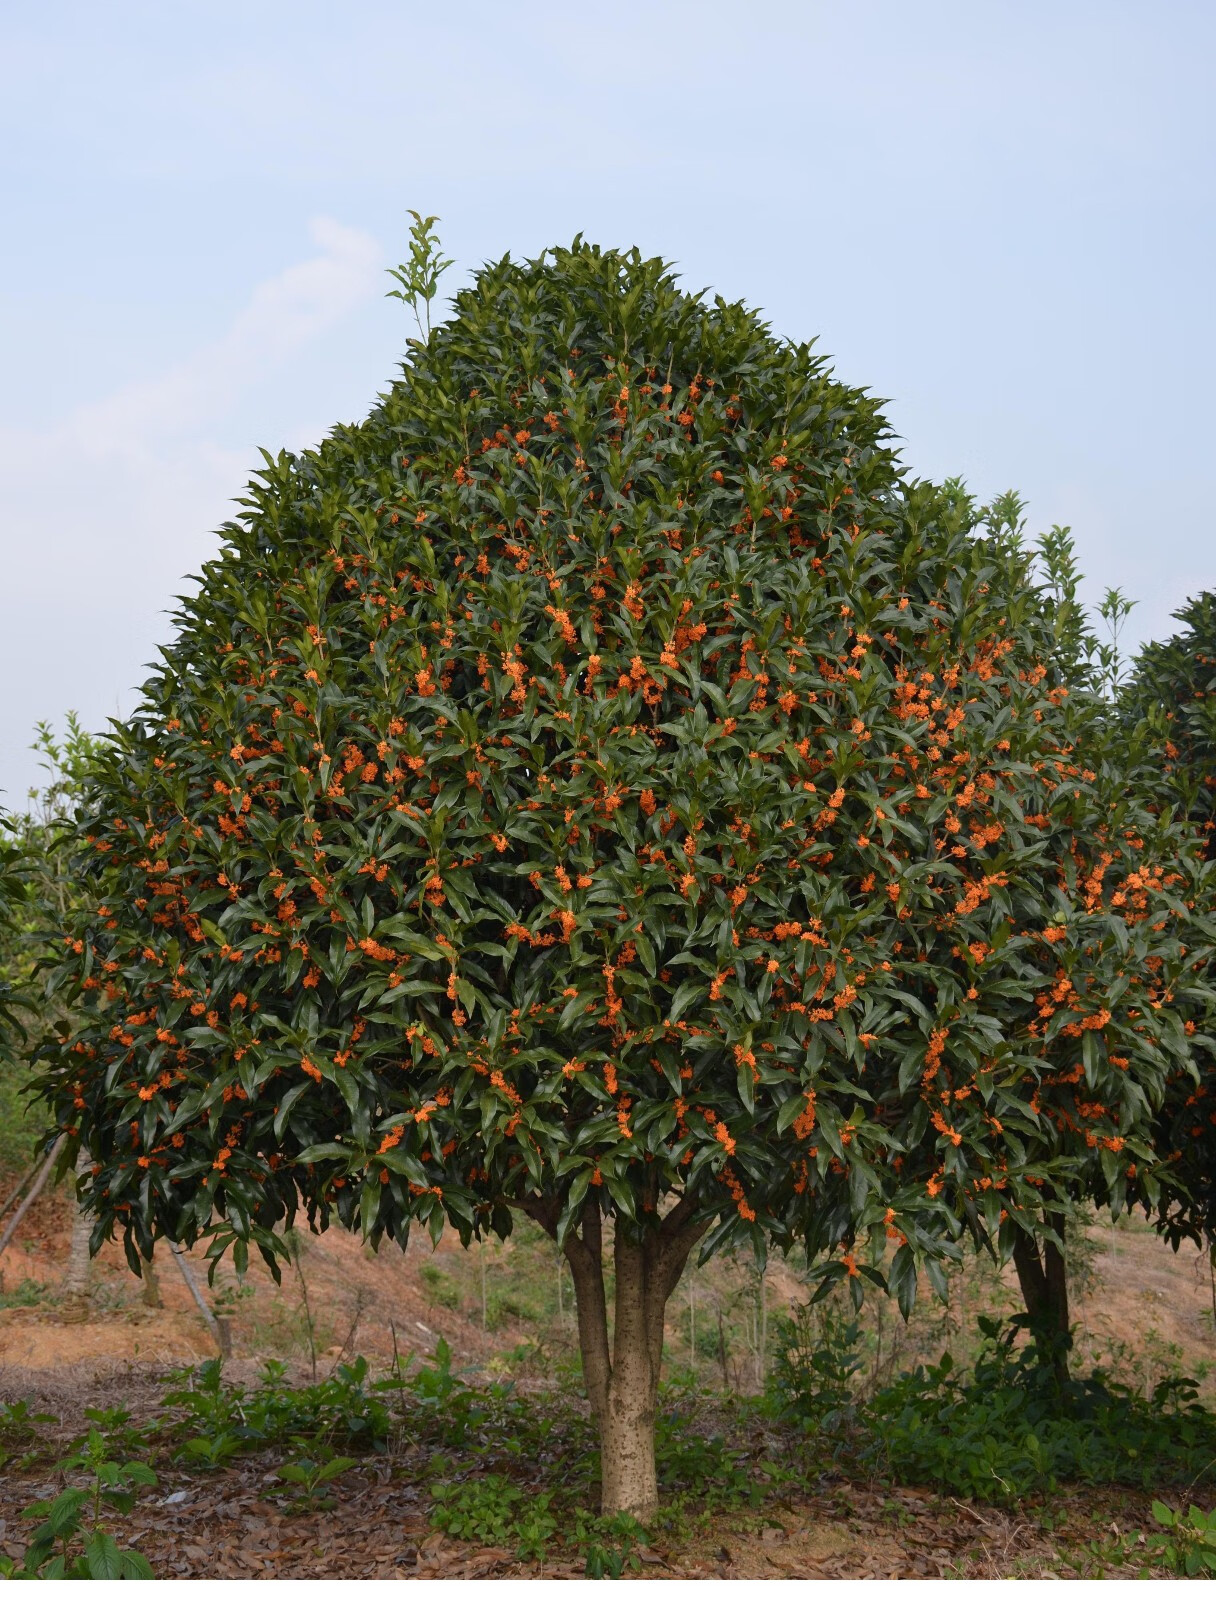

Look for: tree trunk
[1011,1212,1070,1383]
[141,1252,162,1309]
[60,1149,93,1324]
[1043,1222,1070,1349]
[527,1190,706,1521]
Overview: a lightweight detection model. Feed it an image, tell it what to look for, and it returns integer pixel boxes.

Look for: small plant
[373,1337,490,1448]
[81,1406,154,1458]
[0,1426,156,1579]
[429,1474,558,1562]
[858,1315,1216,1504]
[162,1358,246,1468]
[485,1287,542,1330]
[0,1397,57,1440]
[273,1448,358,1511]
[654,1409,757,1508]
[244,1357,391,1452]
[211,1280,255,1318]
[0,1397,58,1472]
[162,1354,392,1466]
[386,210,453,342]
[768,1295,864,1436]
[1148,1501,1216,1578]
[569,1509,648,1578]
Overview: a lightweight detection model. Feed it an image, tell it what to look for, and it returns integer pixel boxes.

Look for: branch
[655,1216,712,1310]
[517,1194,559,1240]
[657,1188,703,1247]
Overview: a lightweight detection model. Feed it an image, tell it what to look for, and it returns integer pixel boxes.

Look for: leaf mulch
[0,1363,1168,1580]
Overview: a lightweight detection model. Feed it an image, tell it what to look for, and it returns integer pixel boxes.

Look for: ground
[0,1369,1182,1578]
[0,1182,1210,1578]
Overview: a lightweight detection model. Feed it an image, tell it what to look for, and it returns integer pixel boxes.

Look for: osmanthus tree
[36,235,1201,1514]
[1123,594,1216,1260]
[902,532,1216,1381]
[0,819,26,1063]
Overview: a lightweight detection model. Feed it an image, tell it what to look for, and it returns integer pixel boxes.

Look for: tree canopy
[0,820,26,1065]
[1125,592,1216,1255]
[36,239,1215,1512]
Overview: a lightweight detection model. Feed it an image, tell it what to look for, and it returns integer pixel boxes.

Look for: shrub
[861,1315,1216,1503]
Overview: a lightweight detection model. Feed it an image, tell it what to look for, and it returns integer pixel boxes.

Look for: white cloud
[71,216,382,456]
[0,217,383,805]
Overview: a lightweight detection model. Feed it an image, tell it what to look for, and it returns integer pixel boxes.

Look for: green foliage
[0,1397,58,1439]
[1128,591,1216,853]
[0,715,103,1168]
[157,1337,582,1484]
[429,1473,559,1561]
[0,1426,156,1580]
[386,210,453,342]
[975,516,1216,1297]
[654,1403,757,1505]
[768,1293,864,1434]
[568,1510,649,1578]
[1,717,103,991]
[857,1316,1216,1503]
[162,1353,391,1467]
[1124,592,1216,1256]
[79,1405,155,1459]
[0,1397,58,1473]
[0,816,28,1064]
[373,1335,497,1448]
[37,236,1215,1335]
[419,1260,462,1308]
[273,1448,358,1510]
[0,1278,54,1310]
[1148,1500,1216,1578]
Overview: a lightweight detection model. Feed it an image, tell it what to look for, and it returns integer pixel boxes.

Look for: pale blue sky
[2,0,1213,803]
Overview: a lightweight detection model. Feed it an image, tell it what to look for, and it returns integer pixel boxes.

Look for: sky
[2,0,1213,805]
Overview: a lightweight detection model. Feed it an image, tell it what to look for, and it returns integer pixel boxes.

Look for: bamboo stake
[0,1134,65,1260]
[169,1242,228,1355]
[480,1240,488,1333]
[0,1165,37,1225]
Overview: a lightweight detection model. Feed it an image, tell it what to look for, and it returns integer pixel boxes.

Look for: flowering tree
[38,238,1187,1514]
[1,721,109,1313]
[0,821,25,1065]
[1124,594,1216,1257]
[908,535,1216,1380]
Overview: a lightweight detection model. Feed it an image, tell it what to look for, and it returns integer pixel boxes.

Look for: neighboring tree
[867,509,1216,1382]
[0,717,103,997]
[1127,591,1216,861]
[1,718,103,1313]
[0,818,27,1066]
[1124,594,1216,1258]
[35,235,1202,1514]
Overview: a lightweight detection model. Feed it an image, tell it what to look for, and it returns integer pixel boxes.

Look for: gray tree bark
[526,1189,707,1521]
[60,1148,93,1323]
[141,1251,162,1309]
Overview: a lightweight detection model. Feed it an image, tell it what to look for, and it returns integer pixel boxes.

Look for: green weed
[273,1449,358,1511]
[429,1473,558,1561]
[1147,1501,1216,1578]
[0,1426,156,1579]
[568,1509,649,1578]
